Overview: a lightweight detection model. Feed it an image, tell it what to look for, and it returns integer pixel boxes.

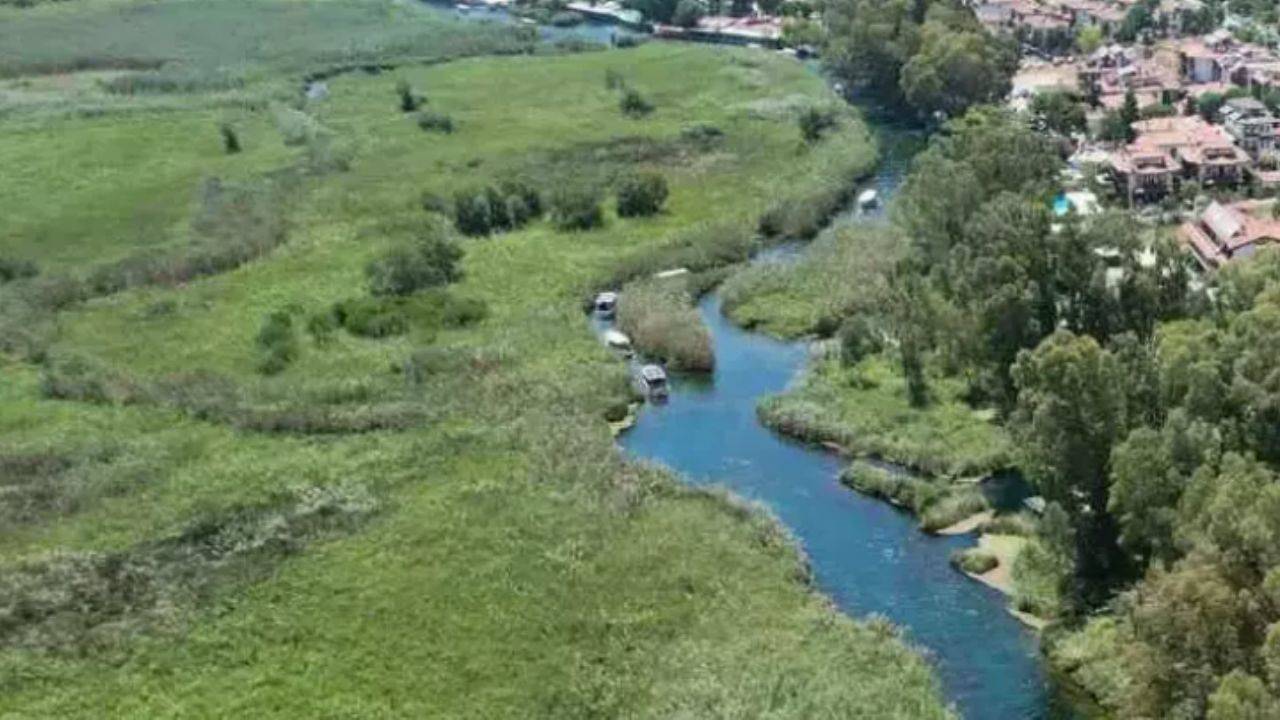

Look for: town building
[1221,96,1280,159]
[1180,200,1280,268]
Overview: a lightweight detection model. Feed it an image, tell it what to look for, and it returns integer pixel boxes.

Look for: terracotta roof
[1180,200,1280,267]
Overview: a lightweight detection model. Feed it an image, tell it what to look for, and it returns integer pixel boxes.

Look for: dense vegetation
[721,91,1280,716]
[0,1,951,715]
[821,0,1018,119]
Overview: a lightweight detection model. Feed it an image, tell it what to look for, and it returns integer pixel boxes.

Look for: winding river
[618,127,1081,718]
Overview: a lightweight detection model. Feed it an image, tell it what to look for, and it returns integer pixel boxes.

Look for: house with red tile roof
[1180,200,1280,268]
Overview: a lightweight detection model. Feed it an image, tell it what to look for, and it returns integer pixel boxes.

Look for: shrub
[550,186,605,231]
[838,314,883,366]
[798,106,838,142]
[396,79,422,112]
[420,191,450,215]
[680,122,725,147]
[437,294,489,327]
[617,279,714,371]
[255,310,299,375]
[604,68,625,90]
[417,111,455,134]
[306,310,338,345]
[365,230,463,297]
[616,171,669,218]
[620,87,654,118]
[332,297,410,338]
[0,257,38,284]
[274,106,324,147]
[673,0,706,27]
[951,548,998,575]
[219,123,241,154]
[453,188,494,236]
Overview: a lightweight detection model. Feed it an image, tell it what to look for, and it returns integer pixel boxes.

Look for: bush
[798,106,838,143]
[219,123,241,154]
[837,314,882,366]
[616,171,669,218]
[951,548,998,575]
[604,68,625,90]
[617,279,715,371]
[550,186,605,231]
[396,79,422,112]
[417,111,454,134]
[620,88,654,118]
[0,257,38,284]
[365,229,463,297]
[673,0,706,27]
[421,191,450,215]
[256,310,299,375]
[306,310,338,346]
[332,297,410,338]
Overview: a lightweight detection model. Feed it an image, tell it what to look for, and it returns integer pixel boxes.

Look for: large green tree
[1012,331,1129,605]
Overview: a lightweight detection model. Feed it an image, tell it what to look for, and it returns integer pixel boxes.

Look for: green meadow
[0,1,950,716]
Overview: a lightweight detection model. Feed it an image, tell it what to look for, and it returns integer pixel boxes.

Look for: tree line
[847,105,1280,717]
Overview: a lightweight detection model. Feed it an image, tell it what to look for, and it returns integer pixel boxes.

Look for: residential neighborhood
[991,0,1280,269]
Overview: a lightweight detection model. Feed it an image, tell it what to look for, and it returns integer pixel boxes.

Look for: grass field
[0,2,951,716]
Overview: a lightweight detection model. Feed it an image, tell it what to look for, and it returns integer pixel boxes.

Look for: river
[617,127,1082,718]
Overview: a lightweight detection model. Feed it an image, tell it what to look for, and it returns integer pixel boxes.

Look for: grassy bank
[841,460,988,533]
[0,7,949,716]
[721,223,901,338]
[760,355,1013,478]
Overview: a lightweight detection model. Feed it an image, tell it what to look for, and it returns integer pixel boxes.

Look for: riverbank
[760,355,1014,479]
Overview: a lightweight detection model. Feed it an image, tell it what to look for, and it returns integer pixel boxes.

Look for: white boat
[633,364,669,401]
[857,189,879,209]
[602,329,633,356]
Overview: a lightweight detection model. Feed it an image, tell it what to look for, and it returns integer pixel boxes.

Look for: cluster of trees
[821,0,1017,119]
[447,181,544,237]
[874,104,1280,716]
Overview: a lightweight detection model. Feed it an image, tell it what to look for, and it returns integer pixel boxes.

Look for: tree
[1012,331,1128,605]
[1098,109,1135,143]
[672,0,705,26]
[1108,409,1216,568]
[899,22,1016,119]
[616,172,669,217]
[1224,289,1280,464]
[729,0,752,16]
[1121,89,1140,129]
[1198,92,1227,122]
[366,224,463,297]
[1075,24,1103,54]
[1029,91,1086,136]
[1207,672,1280,720]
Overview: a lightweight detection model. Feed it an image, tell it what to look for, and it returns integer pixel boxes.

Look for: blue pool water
[1053,194,1070,216]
